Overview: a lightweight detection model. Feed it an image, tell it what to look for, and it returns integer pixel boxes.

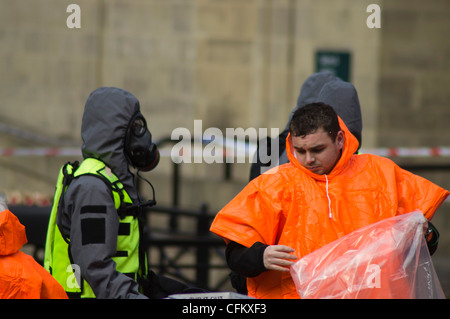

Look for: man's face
[291,128,344,175]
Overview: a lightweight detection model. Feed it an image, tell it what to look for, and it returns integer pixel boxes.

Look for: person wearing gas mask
[44,87,190,298]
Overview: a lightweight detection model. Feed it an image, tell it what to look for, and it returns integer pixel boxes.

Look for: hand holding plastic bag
[290,211,445,299]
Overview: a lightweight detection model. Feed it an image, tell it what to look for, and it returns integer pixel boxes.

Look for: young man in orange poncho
[210,103,449,299]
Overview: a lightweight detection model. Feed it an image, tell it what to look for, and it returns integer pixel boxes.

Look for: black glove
[425,222,439,256]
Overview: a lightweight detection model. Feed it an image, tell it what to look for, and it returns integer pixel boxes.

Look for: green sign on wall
[315,51,351,82]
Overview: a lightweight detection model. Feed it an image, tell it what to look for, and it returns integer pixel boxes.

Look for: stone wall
[379,0,450,147]
[0,0,388,202]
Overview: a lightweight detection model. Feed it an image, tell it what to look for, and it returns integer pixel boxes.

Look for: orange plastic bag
[290,211,445,299]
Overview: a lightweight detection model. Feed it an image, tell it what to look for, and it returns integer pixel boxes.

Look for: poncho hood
[0,210,27,256]
[286,116,359,182]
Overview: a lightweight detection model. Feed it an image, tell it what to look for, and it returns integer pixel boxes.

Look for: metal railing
[11,203,229,292]
[145,203,228,290]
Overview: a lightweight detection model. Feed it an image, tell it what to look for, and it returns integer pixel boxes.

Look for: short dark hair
[289,102,341,141]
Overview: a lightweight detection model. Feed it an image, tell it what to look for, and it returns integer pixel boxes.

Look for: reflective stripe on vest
[44,158,146,298]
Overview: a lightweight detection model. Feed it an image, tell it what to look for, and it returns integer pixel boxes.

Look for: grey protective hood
[285,72,340,131]
[317,78,363,148]
[285,71,362,148]
[81,87,140,200]
[277,72,362,166]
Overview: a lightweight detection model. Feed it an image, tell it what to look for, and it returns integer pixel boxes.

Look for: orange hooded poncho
[210,118,449,299]
[0,209,67,299]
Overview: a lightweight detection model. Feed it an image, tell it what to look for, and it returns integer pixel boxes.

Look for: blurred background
[1,0,449,296]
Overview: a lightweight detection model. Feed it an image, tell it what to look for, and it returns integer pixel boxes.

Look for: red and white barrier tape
[359,147,450,158]
[1,147,449,203]
[0,148,82,157]
[1,147,450,158]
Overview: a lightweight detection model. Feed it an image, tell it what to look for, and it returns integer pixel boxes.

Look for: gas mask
[125,112,160,172]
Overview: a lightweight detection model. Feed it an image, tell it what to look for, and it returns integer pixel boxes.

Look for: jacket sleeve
[65,176,147,299]
[226,241,267,277]
[393,164,449,220]
[210,175,287,248]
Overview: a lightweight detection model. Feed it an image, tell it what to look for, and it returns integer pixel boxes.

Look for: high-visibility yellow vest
[44,158,147,298]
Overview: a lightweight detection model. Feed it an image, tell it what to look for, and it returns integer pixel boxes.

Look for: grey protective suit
[58,87,147,298]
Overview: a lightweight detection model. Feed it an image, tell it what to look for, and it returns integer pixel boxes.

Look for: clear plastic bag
[290,211,445,299]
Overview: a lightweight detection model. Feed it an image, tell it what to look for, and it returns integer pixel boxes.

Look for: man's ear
[336,131,345,149]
